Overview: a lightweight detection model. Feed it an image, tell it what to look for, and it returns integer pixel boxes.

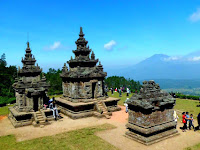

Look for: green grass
[49,94,62,99]
[174,98,200,119]
[0,104,14,116]
[0,123,118,150]
[185,143,200,150]
[108,91,134,106]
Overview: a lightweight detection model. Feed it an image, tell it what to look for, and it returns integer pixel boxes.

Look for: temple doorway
[92,83,96,98]
[33,97,39,112]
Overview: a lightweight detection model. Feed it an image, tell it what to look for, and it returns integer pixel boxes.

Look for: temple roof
[127,80,176,110]
[61,27,107,79]
[18,42,42,76]
[13,74,50,94]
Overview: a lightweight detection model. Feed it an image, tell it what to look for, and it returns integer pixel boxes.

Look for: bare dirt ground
[0,106,200,150]
[0,115,6,121]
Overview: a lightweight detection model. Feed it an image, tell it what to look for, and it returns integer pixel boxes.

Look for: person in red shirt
[182,112,191,132]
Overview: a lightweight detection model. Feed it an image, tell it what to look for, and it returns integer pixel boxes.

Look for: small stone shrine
[55,27,121,119]
[9,42,51,127]
[125,80,179,145]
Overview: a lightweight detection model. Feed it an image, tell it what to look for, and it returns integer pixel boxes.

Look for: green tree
[45,68,63,95]
[105,76,141,92]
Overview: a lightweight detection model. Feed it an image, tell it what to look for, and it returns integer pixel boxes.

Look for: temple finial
[27,41,30,48]
[80,27,83,34]
[79,27,84,37]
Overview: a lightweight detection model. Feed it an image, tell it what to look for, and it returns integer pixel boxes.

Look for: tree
[0,53,17,98]
[0,53,7,67]
[105,76,141,92]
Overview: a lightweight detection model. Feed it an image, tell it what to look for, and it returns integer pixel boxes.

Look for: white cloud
[163,56,180,61]
[104,40,117,50]
[189,8,200,22]
[44,41,61,51]
[188,56,200,61]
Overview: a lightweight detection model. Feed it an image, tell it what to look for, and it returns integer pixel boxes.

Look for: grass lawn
[185,143,200,150]
[174,98,200,119]
[0,104,14,116]
[0,123,118,150]
[108,91,134,106]
[49,94,62,99]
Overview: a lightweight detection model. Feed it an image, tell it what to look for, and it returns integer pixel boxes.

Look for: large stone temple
[55,27,121,119]
[125,80,179,145]
[9,42,51,127]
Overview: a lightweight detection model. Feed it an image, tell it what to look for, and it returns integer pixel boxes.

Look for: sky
[1,0,200,72]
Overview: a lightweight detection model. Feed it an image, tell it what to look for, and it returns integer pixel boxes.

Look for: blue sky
[1,0,200,71]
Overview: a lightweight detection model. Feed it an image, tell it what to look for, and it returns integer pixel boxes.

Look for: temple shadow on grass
[0,123,118,150]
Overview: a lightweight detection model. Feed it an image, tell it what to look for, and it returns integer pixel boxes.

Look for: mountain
[107,53,200,80]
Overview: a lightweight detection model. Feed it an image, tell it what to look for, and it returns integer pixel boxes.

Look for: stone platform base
[55,97,121,119]
[125,128,179,145]
[8,107,33,128]
[8,107,57,128]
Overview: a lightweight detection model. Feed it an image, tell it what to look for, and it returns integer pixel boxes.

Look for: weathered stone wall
[22,75,40,83]
[63,80,103,99]
[15,91,45,112]
[128,109,174,127]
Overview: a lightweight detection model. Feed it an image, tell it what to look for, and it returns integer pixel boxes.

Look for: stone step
[38,119,45,122]
[105,115,111,119]
[37,116,44,119]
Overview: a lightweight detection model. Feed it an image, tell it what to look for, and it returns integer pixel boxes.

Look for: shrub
[0,96,16,106]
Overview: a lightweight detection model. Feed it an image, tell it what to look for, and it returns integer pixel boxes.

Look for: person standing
[197,113,200,130]
[119,88,122,97]
[127,88,130,97]
[189,114,194,130]
[182,112,187,132]
[124,102,128,113]
[124,98,129,113]
[173,110,178,128]
[186,112,190,129]
[111,87,114,95]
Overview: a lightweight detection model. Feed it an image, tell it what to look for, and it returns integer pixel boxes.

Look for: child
[189,114,194,130]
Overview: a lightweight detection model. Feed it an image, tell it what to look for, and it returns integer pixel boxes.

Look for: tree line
[105,76,141,92]
[0,53,17,105]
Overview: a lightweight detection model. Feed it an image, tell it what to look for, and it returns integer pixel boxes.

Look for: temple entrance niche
[92,82,96,98]
[33,97,39,112]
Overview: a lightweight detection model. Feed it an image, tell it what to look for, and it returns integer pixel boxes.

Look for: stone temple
[55,27,121,119]
[9,42,51,127]
[125,80,179,145]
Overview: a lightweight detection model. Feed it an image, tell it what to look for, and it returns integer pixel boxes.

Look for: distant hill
[107,53,200,80]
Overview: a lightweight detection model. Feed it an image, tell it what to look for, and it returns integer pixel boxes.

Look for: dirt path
[0,106,200,150]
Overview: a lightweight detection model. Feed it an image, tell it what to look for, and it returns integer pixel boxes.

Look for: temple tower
[9,42,50,127]
[56,27,121,119]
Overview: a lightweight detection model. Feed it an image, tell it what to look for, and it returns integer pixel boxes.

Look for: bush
[0,97,16,106]
[175,93,200,100]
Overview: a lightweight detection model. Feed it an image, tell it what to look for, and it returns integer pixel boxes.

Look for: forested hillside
[105,76,141,92]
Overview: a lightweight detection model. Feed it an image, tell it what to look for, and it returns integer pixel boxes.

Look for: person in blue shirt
[186,112,190,129]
